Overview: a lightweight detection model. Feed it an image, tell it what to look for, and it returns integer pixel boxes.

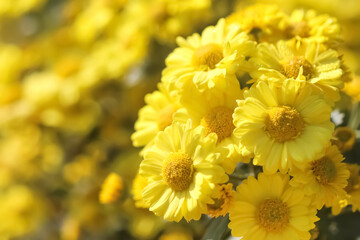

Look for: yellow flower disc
[193,43,223,69]
[311,157,337,185]
[283,56,313,79]
[200,106,235,143]
[256,198,290,233]
[264,106,304,142]
[162,152,193,192]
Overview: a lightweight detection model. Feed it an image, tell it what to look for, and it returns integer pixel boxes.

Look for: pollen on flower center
[286,21,311,38]
[256,198,290,233]
[283,56,313,79]
[200,106,235,143]
[311,157,336,185]
[157,105,175,131]
[162,152,193,192]
[193,43,224,69]
[264,106,304,142]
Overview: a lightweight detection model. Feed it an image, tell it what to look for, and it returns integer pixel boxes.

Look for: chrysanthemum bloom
[250,40,343,102]
[332,127,356,152]
[331,164,360,215]
[226,4,287,43]
[131,84,180,150]
[290,145,350,209]
[228,173,318,240]
[162,18,256,92]
[233,80,334,173]
[99,173,124,204]
[283,9,341,46]
[207,183,235,218]
[139,121,228,221]
[132,173,150,208]
[174,80,251,174]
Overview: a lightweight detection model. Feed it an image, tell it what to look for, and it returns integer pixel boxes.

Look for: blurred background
[0,0,359,239]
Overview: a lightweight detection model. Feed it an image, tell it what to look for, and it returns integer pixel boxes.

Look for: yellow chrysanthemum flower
[283,9,341,46]
[226,4,287,43]
[99,173,124,204]
[162,18,256,92]
[139,121,228,222]
[207,183,235,218]
[233,80,334,173]
[250,40,344,102]
[229,173,318,240]
[131,84,180,149]
[174,79,251,174]
[331,164,360,215]
[290,145,350,209]
[132,173,150,208]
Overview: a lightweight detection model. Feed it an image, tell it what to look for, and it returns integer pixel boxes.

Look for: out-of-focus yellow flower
[63,155,97,184]
[132,173,150,208]
[127,0,212,43]
[233,80,334,173]
[229,173,318,240]
[332,126,356,152]
[283,9,341,46]
[290,145,349,209]
[159,229,193,240]
[0,0,45,17]
[207,183,235,218]
[343,75,360,102]
[61,218,80,240]
[227,4,287,43]
[99,173,124,204]
[0,185,46,239]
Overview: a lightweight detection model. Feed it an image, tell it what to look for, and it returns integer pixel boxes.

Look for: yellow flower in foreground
[162,18,256,92]
[207,183,235,218]
[250,40,343,102]
[290,145,349,209]
[131,84,180,148]
[233,80,334,173]
[99,173,124,204]
[174,79,251,174]
[229,173,318,240]
[140,121,228,222]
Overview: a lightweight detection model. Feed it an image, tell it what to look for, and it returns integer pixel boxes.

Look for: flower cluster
[132,4,360,239]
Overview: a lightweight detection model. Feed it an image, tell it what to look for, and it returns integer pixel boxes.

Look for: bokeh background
[0,0,359,239]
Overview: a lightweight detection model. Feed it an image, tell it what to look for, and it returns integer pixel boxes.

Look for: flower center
[264,106,304,142]
[256,198,289,233]
[200,106,235,143]
[283,56,313,79]
[311,157,337,185]
[162,152,193,192]
[193,43,224,69]
[286,21,311,38]
[157,105,175,131]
